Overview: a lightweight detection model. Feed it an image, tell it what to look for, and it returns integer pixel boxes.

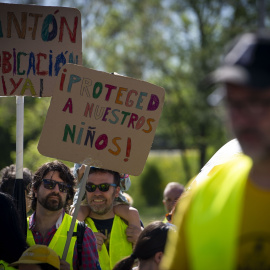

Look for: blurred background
[1,0,269,225]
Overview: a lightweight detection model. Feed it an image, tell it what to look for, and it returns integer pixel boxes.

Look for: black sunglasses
[85,182,117,192]
[42,179,71,193]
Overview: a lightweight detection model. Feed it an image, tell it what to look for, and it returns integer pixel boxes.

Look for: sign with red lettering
[0,3,82,97]
[38,64,165,175]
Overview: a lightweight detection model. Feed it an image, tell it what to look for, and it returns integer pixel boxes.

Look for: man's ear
[154,251,163,264]
[33,186,38,198]
[115,186,121,197]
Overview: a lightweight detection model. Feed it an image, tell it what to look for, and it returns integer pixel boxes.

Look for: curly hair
[0,164,32,196]
[30,161,75,212]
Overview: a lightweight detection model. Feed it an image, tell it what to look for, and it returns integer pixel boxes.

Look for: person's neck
[138,259,157,270]
[35,206,63,237]
[250,158,270,189]
[89,208,115,220]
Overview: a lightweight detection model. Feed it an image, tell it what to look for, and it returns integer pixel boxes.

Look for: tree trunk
[199,143,207,170]
[180,149,192,183]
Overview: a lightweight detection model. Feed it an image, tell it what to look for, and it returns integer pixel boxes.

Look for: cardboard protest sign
[38,64,165,175]
[0,3,82,97]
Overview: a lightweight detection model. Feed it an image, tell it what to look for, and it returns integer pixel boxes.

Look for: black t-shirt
[91,217,114,253]
[91,217,144,253]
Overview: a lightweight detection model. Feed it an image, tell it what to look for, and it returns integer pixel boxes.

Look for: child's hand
[126,224,143,245]
[60,259,70,270]
[76,205,91,221]
[94,232,107,251]
[77,164,86,182]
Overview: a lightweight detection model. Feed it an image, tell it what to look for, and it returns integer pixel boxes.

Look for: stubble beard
[89,200,113,215]
[88,191,115,216]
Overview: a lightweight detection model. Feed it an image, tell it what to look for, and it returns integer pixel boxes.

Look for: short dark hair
[0,164,32,196]
[30,161,75,212]
[89,167,120,186]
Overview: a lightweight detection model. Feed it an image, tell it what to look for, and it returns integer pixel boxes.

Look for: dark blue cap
[209,31,270,89]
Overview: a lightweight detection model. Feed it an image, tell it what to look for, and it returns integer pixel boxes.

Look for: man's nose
[52,183,60,193]
[93,186,102,194]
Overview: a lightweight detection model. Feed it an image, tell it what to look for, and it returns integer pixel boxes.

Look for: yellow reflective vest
[27,213,78,269]
[0,260,16,270]
[85,215,133,270]
[186,155,252,270]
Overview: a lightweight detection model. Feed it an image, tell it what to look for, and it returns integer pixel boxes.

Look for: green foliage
[127,150,200,225]
[73,0,262,179]
[128,150,199,208]
[1,0,269,189]
[0,97,16,168]
[140,163,163,206]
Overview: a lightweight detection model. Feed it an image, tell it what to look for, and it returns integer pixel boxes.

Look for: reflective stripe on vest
[187,155,252,270]
[85,215,133,270]
[27,213,78,269]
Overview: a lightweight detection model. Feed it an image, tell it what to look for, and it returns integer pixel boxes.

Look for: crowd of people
[1,30,270,270]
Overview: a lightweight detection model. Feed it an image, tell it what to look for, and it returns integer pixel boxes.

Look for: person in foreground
[10,245,60,270]
[27,160,100,270]
[161,31,270,269]
[0,192,28,270]
[113,221,170,270]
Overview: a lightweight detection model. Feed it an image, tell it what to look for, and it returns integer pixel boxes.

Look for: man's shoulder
[82,223,96,240]
[195,154,252,187]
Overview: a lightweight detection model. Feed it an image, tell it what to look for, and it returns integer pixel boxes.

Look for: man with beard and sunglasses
[83,167,137,270]
[161,32,270,270]
[27,160,101,270]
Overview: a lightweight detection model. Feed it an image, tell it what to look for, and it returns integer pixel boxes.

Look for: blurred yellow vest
[187,155,252,270]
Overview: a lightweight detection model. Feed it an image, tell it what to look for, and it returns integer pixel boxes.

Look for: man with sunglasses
[161,32,270,269]
[27,160,101,270]
[84,167,134,270]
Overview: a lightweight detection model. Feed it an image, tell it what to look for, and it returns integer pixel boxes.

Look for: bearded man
[27,160,100,270]
[84,167,135,270]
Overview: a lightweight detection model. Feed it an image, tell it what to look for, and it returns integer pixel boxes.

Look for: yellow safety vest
[0,261,16,270]
[187,155,252,270]
[27,213,78,269]
[85,215,133,270]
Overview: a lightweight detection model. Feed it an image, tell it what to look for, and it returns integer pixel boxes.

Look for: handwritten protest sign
[0,3,82,97]
[38,64,165,175]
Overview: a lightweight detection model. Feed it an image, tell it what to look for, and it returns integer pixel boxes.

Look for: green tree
[140,163,163,206]
[1,0,269,180]
[75,0,263,180]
